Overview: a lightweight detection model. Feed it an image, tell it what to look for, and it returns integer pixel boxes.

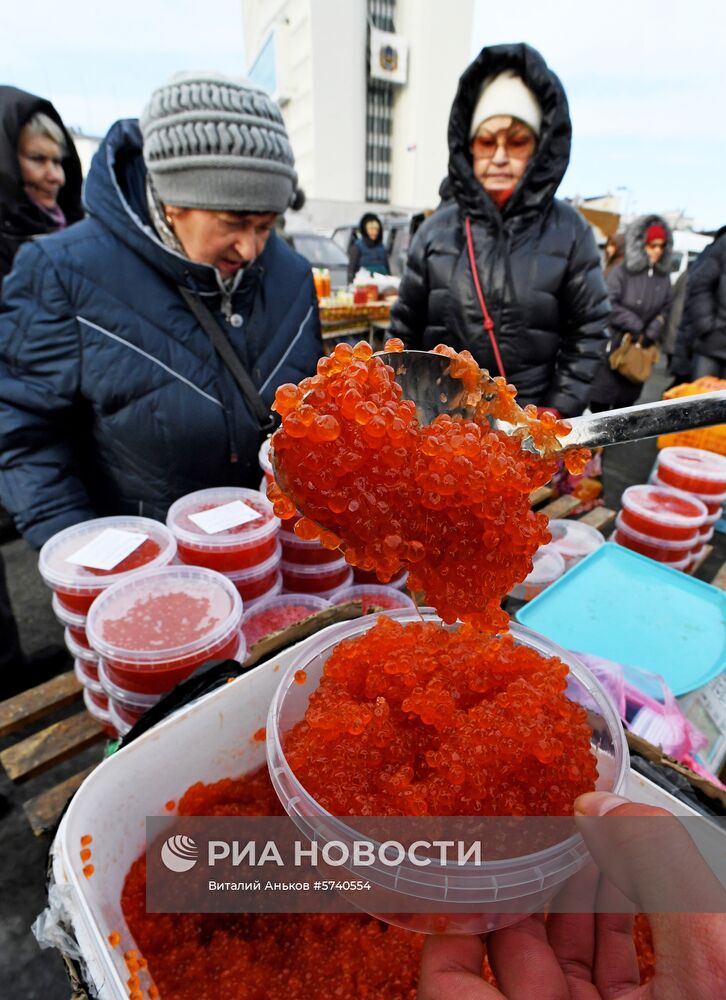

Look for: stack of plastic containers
[547,519,605,570]
[87,566,245,738]
[167,487,282,606]
[651,447,726,568]
[39,516,178,735]
[614,484,707,571]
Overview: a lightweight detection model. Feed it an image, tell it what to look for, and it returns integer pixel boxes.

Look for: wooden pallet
[1,494,721,835]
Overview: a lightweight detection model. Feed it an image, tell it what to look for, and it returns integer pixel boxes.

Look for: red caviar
[242,605,322,647]
[284,617,597,816]
[80,834,92,846]
[86,538,162,577]
[164,800,176,813]
[268,341,582,630]
[83,863,94,878]
[80,848,91,862]
[294,670,308,685]
[253,727,266,742]
[107,931,121,948]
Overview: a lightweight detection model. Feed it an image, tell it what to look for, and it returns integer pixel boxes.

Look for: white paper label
[188,500,262,534]
[67,528,148,571]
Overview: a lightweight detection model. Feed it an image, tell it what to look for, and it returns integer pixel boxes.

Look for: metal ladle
[376,350,726,454]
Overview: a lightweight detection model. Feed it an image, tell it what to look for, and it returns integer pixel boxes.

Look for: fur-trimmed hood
[624,214,672,275]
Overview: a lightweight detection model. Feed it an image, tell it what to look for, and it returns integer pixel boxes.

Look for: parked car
[284,232,349,290]
[332,215,411,277]
[669,230,713,285]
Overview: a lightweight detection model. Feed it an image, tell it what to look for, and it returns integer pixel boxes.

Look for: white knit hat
[469,71,542,139]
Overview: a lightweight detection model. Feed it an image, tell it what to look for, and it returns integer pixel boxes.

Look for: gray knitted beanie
[140,72,298,214]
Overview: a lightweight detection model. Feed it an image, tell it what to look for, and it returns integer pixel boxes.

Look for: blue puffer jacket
[0,120,322,548]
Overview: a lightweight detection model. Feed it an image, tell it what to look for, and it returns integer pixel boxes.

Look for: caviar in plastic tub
[280,556,351,594]
[651,470,726,509]
[613,513,697,563]
[509,544,565,602]
[244,570,283,607]
[86,566,243,695]
[73,657,103,692]
[333,584,416,614]
[64,627,100,667]
[699,524,715,544]
[82,687,117,738]
[311,568,355,601]
[612,534,691,571]
[241,594,331,647]
[620,484,706,540]
[51,592,88,645]
[688,546,707,571]
[223,543,282,602]
[353,566,409,590]
[657,446,726,496]
[547,519,605,570]
[705,507,723,526]
[267,609,628,935]
[258,437,274,485]
[39,516,177,614]
[279,529,342,566]
[167,487,280,571]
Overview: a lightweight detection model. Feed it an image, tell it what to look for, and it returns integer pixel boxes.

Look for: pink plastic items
[613,513,697,563]
[167,487,280,572]
[547,519,604,570]
[509,545,565,602]
[656,446,726,496]
[333,584,416,614]
[279,530,342,566]
[620,484,707,540]
[39,516,177,615]
[223,543,282,602]
[240,594,331,647]
[280,556,351,595]
[86,566,243,695]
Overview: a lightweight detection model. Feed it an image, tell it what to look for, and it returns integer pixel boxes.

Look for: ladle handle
[562,390,726,450]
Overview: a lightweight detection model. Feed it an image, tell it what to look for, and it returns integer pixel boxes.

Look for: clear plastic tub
[509,544,565,602]
[688,545,707,570]
[651,470,726,509]
[39,516,177,614]
[547,519,604,570]
[86,566,243,695]
[266,610,629,935]
[258,437,274,486]
[74,658,103,693]
[353,566,408,590]
[223,543,282,602]
[332,584,416,613]
[82,687,117,738]
[657,446,726,496]
[613,513,698,563]
[620,484,706,540]
[314,568,355,601]
[241,594,331,647]
[699,524,715,543]
[612,534,691,572]
[279,529,342,566]
[245,570,283,607]
[52,592,87,631]
[281,556,351,594]
[705,507,723,526]
[64,627,100,666]
[167,487,280,571]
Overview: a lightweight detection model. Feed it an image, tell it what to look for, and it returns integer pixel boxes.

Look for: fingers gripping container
[656,446,726,496]
[241,594,331,648]
[267,610,629,936]
[509,544,565,602]
[332,584,416,613]
[281,556,352,595]
[39,516,177,615]
[86,566,243,695]
[166,487,280,572]
[547,520,605,571]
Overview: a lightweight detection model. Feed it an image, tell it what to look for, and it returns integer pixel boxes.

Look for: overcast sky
[2,0,723,228]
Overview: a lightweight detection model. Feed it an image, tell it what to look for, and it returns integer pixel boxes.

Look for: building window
[366,0,395,202]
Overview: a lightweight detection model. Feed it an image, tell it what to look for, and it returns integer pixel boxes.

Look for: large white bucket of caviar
[50,618,701,998]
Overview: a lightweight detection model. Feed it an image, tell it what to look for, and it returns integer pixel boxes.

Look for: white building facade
[241,0,474,230]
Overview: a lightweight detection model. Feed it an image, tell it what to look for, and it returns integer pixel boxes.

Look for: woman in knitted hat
[589,215,673,410]
[0,73,321,549]
[391,43,609,417]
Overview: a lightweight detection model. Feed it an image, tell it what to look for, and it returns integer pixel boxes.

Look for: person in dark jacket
[589,216,673,411]
[0,86,82,284]
[0,72,322,550]
[347,211,390,282]
[390,43,609,417]
[671,227,726,381]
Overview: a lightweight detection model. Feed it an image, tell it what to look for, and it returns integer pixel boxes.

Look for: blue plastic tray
[517,543,726,696]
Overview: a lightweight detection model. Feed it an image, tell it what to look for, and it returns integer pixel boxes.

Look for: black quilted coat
[390,44,609,416]
[672,227,726,377]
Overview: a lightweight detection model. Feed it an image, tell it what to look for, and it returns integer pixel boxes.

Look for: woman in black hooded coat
[390,43,609,418]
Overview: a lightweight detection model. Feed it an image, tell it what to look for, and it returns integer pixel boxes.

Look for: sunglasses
[646,241,666,249]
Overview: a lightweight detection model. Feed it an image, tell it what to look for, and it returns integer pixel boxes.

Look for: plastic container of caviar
[656,446,726,496]
[258,437,275,486]
[699,524,715,544]
[222,543,282,603]
[167,487,280,571]
[311,568,355,601]
[52,592,88,642]
[267,608,629,936]
[547,519,605,570]
[240,594,332,648]
[651,470,726,511]
[39,516,177,615]
[612,533,691,572]
[509,545,565,602]
[65,628,100,666]
[243,570,284,607]
[280,556,351,594]
[687,546,707,571]
[620,485,706,540]
[613,513,698,562]
[82,687,117,738]
[74,657,104,694]
[332,584,416,614]
[279,529,342,566]
[86,566,243,695]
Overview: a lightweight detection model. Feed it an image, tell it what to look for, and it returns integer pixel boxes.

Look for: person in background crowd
[0,72,321,553]
[347,211,390,282]
[603,231,625,277]
[0,87,83,695]
[671,225,726,382]
[390,43,609,418]
[663,268,689,381]
[0,86,82,283]
[589,216,673,411]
